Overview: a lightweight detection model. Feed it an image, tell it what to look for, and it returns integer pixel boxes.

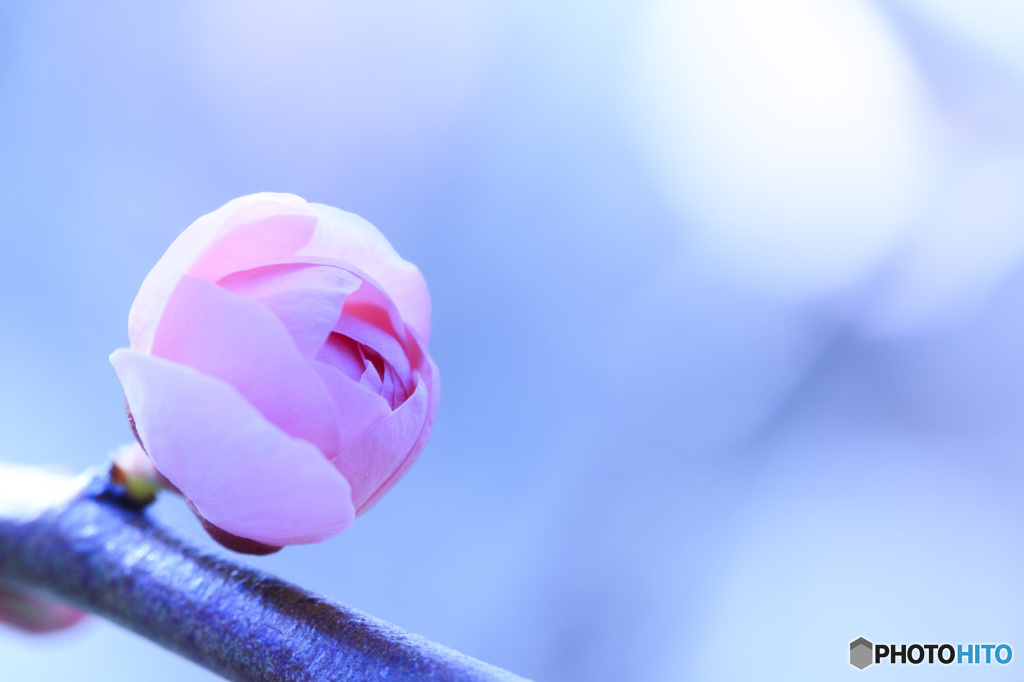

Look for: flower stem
[0,462,525,682]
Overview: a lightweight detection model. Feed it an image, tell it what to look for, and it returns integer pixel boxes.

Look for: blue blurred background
[3,1,1024,679]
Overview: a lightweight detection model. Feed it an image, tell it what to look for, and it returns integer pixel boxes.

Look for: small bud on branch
[0,463,524,682]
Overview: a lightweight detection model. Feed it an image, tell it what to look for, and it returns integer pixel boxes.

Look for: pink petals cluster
[111,193,438,547]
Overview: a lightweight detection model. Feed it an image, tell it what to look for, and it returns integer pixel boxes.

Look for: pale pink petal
[151,275,341,458]
[357,337,439,514]
[214,193,312,241]
[217,254,413,354]
[331,373,430,510]
[358,358,384,393]
[336,307,413,390]
[309,363,391,451]
[380,361,411,410]
[129,193,314,353]
[129,199,238,352]
[316,333,365,382]
[341,278,408,344]
[380,363,399,409]
[188,204,317,283]
[393,365,411,406]
[304,203,432,344]
[218,264,361,359]
[111,349,354,545]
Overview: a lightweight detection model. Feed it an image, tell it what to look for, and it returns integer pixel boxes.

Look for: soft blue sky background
[3,1,1024,680]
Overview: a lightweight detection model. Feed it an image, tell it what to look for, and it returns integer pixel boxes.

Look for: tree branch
[0,463,525,681]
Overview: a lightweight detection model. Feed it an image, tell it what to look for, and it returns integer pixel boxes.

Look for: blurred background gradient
[3,1,1024,679]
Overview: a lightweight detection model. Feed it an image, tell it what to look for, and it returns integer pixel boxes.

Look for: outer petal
[218,263,362,359]
[132,191,315,350]
[187,201,317,283]
[151,275,342,458]
[130,193,314,353]
[305,203,432,344]
[111,349,354,545]
[128,199,235,353]
[357,345,440,515]
[331,366,431,511]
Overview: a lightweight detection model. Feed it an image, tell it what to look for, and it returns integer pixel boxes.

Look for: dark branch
[0,463,526,682]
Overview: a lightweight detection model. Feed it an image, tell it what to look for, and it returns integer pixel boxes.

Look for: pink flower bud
[0,586,85,634]
[110,193,439,548]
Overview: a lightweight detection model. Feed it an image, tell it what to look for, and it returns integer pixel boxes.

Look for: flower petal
[151,275,342,458]
[359,357,385,393]
[129,200,236,353]
[358,339,439,514]
[336,302,413,390]
[305,203,432,344]
[315,333,365,382]
[331,371,430,510]
[187,199,317,283]
[212,255,414,369]
[129,193,315,353]
[309,362,391,451]
[218,264,362,359]
[111,349,354,545]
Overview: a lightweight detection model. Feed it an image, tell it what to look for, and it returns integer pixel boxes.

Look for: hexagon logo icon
[850,638,873,670]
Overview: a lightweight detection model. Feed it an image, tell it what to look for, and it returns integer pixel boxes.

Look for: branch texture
[0,463,525,682]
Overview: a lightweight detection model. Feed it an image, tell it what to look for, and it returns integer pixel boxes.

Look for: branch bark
[0,463,525,682]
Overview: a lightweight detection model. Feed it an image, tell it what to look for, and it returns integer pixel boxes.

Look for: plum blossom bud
[0,586,85,634]
[111,193,438,549]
